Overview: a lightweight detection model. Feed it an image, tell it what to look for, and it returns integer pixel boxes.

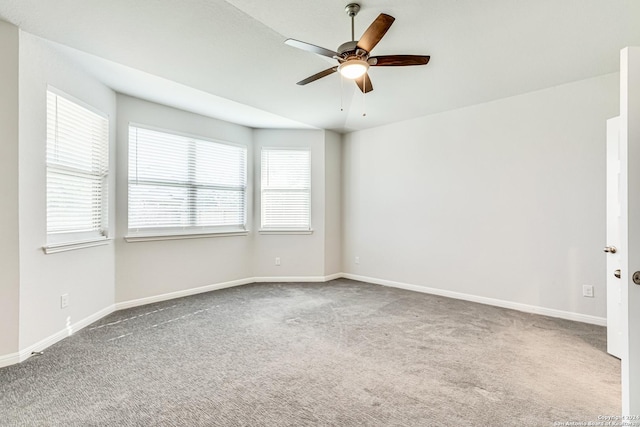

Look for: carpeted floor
[0,279,621,426]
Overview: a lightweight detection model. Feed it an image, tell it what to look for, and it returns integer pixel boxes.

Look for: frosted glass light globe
[338,59,369,79]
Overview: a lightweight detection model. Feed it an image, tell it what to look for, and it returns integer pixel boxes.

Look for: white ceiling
[1,0,638,133]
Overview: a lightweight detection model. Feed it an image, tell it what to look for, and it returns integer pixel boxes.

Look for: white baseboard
[341,273,607,326]
[0,351,20,369]
[0,305,117,369]
[1,272,606,368]
[116,274,342,310]
[253,274,341,283]
[114,277,254,311]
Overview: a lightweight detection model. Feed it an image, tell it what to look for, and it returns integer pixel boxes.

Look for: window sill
[258,229,314,235]
[125,230,249,243]
[43,237,110,254]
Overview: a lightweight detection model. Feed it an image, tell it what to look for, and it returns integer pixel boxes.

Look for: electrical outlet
[275,257,281,266]
[582,285,594,298]
[355,256,360,265]
[60,294,69,309]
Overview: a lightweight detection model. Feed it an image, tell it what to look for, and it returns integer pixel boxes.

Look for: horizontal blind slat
[46,91,109,239]
[128,126,247,231]
[261,149,311,229]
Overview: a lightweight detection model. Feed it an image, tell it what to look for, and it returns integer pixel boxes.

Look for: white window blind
[46,90,109,244]
[128,126,247,234]
[261,148,311,230]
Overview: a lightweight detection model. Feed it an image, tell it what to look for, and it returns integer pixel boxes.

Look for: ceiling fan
[285,3,430,93]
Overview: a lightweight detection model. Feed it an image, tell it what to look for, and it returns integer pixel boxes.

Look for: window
[128,126,247,237]
[261,148,311,231]
[46,90,109,248]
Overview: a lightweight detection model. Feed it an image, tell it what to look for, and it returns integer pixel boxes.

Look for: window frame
[126,124,249,241]
[44,87,110,254]
[259,147,312,234]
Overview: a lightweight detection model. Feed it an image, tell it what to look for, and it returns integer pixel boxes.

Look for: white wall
[342,73,619,320]
[324,130,342,276]
[0,21,20,359]
[18,32,117,349]
[115,95,254,303]
[251,129,328,279]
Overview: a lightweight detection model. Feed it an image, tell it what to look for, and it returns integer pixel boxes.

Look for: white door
[606,117,622,359]
[619,46,640,414]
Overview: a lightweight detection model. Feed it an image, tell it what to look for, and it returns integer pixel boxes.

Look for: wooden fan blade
[354,73,373,93]
[297,67,338,86]
[356,14,395,53]
[369,55,430,66]
[285,39,339,59]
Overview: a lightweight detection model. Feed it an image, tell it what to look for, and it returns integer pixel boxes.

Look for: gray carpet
[0,279,621,426]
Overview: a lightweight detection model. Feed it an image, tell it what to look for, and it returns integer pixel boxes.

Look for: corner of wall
[0,20,21,359]
[17,30,117,355]
[323,130,342,276]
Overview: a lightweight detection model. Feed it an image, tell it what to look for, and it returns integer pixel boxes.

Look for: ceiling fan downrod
[345,3,360,41]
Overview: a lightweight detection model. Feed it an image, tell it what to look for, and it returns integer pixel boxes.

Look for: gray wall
[342,73,619,320]
[251,129,334,280]
[18,31,117,351]
[115,95,254,303]
[0,21,20,360]
[324,130,342,276]
[114,101,342,303]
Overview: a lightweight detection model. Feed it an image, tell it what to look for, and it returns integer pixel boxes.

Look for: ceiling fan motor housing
[338,41,369,63]
[338,41,358,55]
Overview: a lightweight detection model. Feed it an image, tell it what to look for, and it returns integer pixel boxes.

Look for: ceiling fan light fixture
[338,59,369,79]
[286,7,429,94]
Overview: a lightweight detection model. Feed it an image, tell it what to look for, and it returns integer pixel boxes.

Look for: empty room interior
[1,0,640,425]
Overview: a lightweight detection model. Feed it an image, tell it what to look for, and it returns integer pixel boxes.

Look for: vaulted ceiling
[1,0,638,132]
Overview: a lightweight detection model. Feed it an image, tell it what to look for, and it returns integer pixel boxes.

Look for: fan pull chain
[362,78,367,117]
[340,74,344,111]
